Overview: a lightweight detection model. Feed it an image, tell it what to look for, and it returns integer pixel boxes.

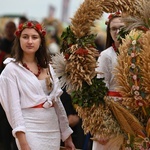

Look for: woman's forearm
[16,131,31,150]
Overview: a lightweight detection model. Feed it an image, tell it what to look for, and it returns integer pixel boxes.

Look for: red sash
[107,91,122,97]
[32,102,54,108]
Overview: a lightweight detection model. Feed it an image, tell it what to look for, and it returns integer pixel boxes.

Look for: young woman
[92,12,125,150]
[0,20,75,150]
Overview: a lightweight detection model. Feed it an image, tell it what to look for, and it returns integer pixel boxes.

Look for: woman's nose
[28,37,33,43]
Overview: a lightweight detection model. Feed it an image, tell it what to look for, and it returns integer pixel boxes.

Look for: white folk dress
[0,58,73,150]
[93,46,124,150]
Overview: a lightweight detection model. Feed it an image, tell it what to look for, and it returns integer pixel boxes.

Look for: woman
[92,12,125,150]
[0,20,75,150]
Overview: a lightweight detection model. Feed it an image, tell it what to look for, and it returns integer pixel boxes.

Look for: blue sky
[0,0,84,22]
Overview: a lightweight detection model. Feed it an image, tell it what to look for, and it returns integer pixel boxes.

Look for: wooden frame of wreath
[51,0,150,149]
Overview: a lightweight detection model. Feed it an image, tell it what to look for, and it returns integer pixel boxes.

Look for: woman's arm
[16,132,31,150]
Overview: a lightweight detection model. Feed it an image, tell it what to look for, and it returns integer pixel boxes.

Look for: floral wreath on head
[15,21,46,37]
[105,11,122,25]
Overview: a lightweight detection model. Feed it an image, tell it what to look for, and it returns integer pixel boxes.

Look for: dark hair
[19,16,28,24]
[11,20,50,68]
[105,16,121,49]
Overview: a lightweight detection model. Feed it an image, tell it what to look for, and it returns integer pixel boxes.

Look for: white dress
[93,46,124,150]
[0,58,73,150]
[16,79,61,150]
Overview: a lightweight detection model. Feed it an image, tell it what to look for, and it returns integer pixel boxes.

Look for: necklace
[23,63,41,77]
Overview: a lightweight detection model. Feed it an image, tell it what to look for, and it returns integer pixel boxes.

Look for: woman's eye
[32,36,39,39]
[22,36,28,39]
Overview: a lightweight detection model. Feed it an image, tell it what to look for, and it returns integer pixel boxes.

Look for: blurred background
[0,0,83,30]
[0,0,108,54]
[1,0,108,55]
[0,0,84,23]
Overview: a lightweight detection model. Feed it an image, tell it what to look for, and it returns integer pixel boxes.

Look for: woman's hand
[68,114,80,127]
[16,131,31,150]
[64,135,76,150]
[91,137,109,145]
[96,137,109,145]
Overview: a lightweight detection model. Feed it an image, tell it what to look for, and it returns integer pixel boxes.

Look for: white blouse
[0,58,72,141]
[96,46,118,91]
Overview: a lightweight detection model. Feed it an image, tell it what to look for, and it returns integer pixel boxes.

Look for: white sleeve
[50,64,73,141]
[54,98,73,141]
[96,52,111,89]
[0,75,26,137]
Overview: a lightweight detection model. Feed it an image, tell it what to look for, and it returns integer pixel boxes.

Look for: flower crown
[105,11,122,25]
[15,21,46,37]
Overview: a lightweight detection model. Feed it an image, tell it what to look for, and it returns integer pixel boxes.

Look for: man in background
[0,20,18,150]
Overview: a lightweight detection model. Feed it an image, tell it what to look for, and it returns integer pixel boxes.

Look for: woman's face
[20,28,41,55]
[109,17,124,43]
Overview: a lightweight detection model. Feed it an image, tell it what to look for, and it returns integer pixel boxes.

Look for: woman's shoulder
[4,58,17,68]
[1,58,18,75]
[101,46,114,54]
[99,46,114,56]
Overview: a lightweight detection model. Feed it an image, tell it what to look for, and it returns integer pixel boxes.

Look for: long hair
[11,20,50,68]
[105,16,122,49]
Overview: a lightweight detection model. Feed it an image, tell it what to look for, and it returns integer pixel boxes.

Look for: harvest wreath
[114,0,150,147]
[51,0,150,149]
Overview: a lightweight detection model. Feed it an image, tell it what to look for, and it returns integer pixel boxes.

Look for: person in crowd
[92,12,125,150]
[60,88,93,150]
[0,21,16,72]
[18,16,28,25]
[0,20,18,150]
[0,20,75,150]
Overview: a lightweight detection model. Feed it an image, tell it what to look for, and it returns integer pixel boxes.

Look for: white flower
[133,75,137,80]
[51,52,66,77]
[131,53,135,57]
[134,90,140,96]
[51,52,76,93]
[132,40,136,45]
[135,86,140,90]
[132,85,136,90]
[131,63,136,68]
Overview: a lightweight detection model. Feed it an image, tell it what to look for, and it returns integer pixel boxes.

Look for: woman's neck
[22,55,36,64]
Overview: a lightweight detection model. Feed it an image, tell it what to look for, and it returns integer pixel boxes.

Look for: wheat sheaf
[52,0,146,138]
[69,0,145,136]
[64,0,144,93]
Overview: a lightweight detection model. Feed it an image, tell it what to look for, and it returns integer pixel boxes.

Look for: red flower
[108,11,121,21]
[116,11,121,15]
[15,21,46,37]
[18,24,23,30]
[65,53,70,60]
[108,14,113,20]
[36,24,42,30]
[15,30,20,37]
[41,30,46,36]
[135,100,147,107]
[27,22,33,28]
[75,48,88,56]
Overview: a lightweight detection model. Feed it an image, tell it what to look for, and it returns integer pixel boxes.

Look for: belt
[32,102,54,108]
[107,91,122,97]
